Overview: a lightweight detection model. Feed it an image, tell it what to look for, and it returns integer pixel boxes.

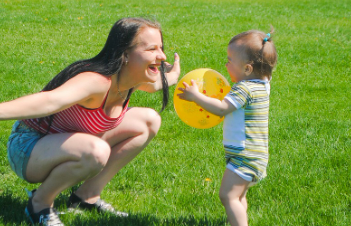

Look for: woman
[3,17,180,225]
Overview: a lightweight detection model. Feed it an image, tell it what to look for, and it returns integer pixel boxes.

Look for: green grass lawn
[1,0,350,225]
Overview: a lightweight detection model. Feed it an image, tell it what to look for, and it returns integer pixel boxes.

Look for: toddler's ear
[244,64,253,76]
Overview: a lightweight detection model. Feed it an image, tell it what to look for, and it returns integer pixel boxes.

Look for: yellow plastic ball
[173,68,231,129]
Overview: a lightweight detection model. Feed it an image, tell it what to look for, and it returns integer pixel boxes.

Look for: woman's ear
[244,64,253,76]
[123,53,129,65]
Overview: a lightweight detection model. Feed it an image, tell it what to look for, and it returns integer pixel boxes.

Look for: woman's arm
[137,53,180,93]
[177,79,236,117]
[0,72,110,120]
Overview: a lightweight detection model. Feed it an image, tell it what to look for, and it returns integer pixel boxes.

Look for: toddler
[178,30,277,226]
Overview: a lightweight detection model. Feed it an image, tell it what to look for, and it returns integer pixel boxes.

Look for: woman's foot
[25,189,64,226]
[67,193,128,217]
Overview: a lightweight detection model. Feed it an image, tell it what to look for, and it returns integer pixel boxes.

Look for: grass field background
[0,0,350,225]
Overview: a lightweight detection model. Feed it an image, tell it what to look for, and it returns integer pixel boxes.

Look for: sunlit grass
[0,0,351,225]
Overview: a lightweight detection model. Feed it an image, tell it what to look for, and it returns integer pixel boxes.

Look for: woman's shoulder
[75,72,111,83]
[56,71,111,99]
[62,72,112,108]
[72,72,111,90]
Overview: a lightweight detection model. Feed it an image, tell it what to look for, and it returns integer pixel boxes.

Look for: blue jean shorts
[7,120,43,181]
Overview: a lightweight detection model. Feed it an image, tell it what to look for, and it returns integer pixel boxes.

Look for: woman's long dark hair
[40,17,169,133]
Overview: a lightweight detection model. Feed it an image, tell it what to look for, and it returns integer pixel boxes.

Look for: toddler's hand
[177,79,200,102]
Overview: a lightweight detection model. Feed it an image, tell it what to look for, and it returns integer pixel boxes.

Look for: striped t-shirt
[23,94,129,135]
[223,79,270,182]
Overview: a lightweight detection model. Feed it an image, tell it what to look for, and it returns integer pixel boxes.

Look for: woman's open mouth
[148,65,160,73]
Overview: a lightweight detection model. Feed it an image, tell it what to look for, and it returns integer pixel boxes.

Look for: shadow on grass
[68,213,227,226]
[0,191,226,226]
[0,191,28,225]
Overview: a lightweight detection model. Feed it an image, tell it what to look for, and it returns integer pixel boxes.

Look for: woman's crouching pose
[3,17,180,225]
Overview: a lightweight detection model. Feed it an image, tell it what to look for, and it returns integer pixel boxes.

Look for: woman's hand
[164,53,180,86]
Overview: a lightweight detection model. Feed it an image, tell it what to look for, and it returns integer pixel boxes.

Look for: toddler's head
[226,29,277,82]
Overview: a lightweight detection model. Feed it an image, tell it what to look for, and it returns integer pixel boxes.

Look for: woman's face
[124,27,166,84]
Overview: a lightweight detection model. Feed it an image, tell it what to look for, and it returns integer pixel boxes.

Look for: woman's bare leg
[25,133,111,213]
[74,107,161,203]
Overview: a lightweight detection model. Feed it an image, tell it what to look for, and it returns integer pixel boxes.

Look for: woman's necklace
[117,84,126,100]
[116,75,133,101]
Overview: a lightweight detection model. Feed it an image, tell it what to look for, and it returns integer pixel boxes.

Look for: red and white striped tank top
[23,93,129,134]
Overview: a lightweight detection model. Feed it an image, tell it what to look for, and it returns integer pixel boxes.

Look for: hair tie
[263,33,271,43]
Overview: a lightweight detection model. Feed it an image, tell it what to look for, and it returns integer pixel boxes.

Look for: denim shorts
[7,120,43,181]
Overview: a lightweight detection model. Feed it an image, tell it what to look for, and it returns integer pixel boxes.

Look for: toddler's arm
[177,79,236,117]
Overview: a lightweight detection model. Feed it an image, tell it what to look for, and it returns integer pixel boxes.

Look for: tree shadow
[0,192,227,226]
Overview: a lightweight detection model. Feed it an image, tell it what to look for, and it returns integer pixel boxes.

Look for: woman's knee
[82,139,111,172]
[143,108,161,136]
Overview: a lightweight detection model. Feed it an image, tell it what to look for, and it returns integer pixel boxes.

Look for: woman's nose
[157,50,167,61]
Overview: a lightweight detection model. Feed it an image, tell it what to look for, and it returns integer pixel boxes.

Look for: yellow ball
[173,68,231,129]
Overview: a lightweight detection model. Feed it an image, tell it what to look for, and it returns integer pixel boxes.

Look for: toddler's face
[225,43,247,83]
